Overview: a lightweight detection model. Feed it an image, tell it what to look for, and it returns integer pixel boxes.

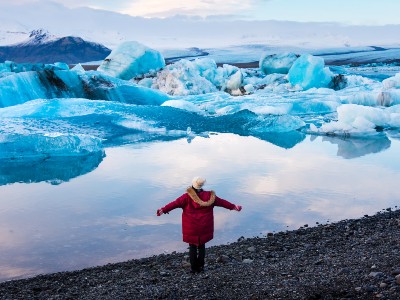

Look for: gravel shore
[1,208,400,299]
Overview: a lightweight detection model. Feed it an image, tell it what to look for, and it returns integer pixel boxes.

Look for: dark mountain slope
[0,29,111,64]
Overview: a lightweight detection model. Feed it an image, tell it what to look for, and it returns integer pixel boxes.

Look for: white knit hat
[192,176,206,189]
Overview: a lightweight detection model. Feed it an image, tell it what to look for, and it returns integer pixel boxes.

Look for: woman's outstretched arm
[214,196,242,211]
[156,194,187,216]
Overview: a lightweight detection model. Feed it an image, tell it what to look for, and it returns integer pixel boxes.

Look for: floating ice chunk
[259,52,299,75]
[150,58,251,96]
[342,90,400,107]
[288,54,334,90]
[344,75,376,88]
[0,70,169,108]
[0,61,69,74]
[243,84,254,94]
[382,73,400,89]
[193,58,218,82]
[376,90,400,106]
[152,59,218,96]
[226,70,243,92]
[214,64,240,89]
[97,41,165,80]
[0,133,104,160]
[312,104,400,136]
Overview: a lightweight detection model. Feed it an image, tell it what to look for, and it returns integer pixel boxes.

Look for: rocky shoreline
[1,208,400,300]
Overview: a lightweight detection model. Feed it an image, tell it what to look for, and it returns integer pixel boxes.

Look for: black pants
[189,244,205,272]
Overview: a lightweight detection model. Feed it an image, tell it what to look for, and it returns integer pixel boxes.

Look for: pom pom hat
[192,177,206,189]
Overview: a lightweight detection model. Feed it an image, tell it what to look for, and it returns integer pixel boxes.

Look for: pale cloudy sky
[5,0,400,25]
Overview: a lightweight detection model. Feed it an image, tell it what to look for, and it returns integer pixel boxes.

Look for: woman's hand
[156,208,164,216]
[234,205,242,211]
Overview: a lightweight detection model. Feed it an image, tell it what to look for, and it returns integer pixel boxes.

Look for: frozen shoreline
[1,207,400,299]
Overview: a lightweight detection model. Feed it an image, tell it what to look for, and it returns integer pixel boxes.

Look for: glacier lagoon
[1,134,400,282]
[1,59,400,281]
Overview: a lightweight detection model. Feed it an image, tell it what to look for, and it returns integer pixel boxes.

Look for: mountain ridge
[0,29,111,64]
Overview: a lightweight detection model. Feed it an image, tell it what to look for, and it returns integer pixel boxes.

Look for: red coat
[162,187,236,246]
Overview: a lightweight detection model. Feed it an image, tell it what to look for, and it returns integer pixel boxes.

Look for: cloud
[120,0,256,18]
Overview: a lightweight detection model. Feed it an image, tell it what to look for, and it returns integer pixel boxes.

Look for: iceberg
[152,59,218,96]
[0,131,105,185]
[382,73,400,89]
[0,69,169,108]
[311,104,400,136]
[151,58,251,96]
[0,60,69,74]
[97,41,165,80]
[226,70,243,95]
[288,54,334,90]
[0,133,104,160]
[259,52,299,75]
[343,90,400,107]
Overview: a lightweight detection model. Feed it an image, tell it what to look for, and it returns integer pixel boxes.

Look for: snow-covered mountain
[0,29,111,64]
[0,1,400,51]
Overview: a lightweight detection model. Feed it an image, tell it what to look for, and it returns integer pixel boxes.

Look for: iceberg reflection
[320,135,391,159]
[0,152,105,186]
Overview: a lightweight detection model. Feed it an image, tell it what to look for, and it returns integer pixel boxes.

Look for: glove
[235,205,242,211]
[156,208,164,216]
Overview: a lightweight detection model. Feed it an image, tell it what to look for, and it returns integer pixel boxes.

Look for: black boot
[189,244,198,273]
[197,244,205,272]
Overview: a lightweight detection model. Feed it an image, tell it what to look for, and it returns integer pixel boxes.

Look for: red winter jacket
[161,187,236,246]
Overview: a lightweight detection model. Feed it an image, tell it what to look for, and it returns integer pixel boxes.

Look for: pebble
[216,255,230,264]
[369,272,384,278]
[396,274,400,285]
[392,268,400,276]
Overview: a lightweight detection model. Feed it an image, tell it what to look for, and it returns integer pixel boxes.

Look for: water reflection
[255,131,306,149]
[0,152,105,186]
[318,134,391,159]
[0,134,399,282]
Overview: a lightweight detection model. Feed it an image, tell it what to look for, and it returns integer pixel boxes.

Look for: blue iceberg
[0,61,69,78]
[97,41,165,80]
[288,54,334,90]
[0,69,169,108]
[259,52,299,75]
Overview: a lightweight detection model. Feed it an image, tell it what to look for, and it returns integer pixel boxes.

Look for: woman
[157,177,242,273]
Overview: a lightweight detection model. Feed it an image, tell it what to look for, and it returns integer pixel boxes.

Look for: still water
[1,133,400,281]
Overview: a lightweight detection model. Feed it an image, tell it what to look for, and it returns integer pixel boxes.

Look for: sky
[4,0,400,25]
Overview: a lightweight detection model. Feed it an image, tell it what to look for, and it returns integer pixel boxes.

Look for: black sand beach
[1,207,400,299]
